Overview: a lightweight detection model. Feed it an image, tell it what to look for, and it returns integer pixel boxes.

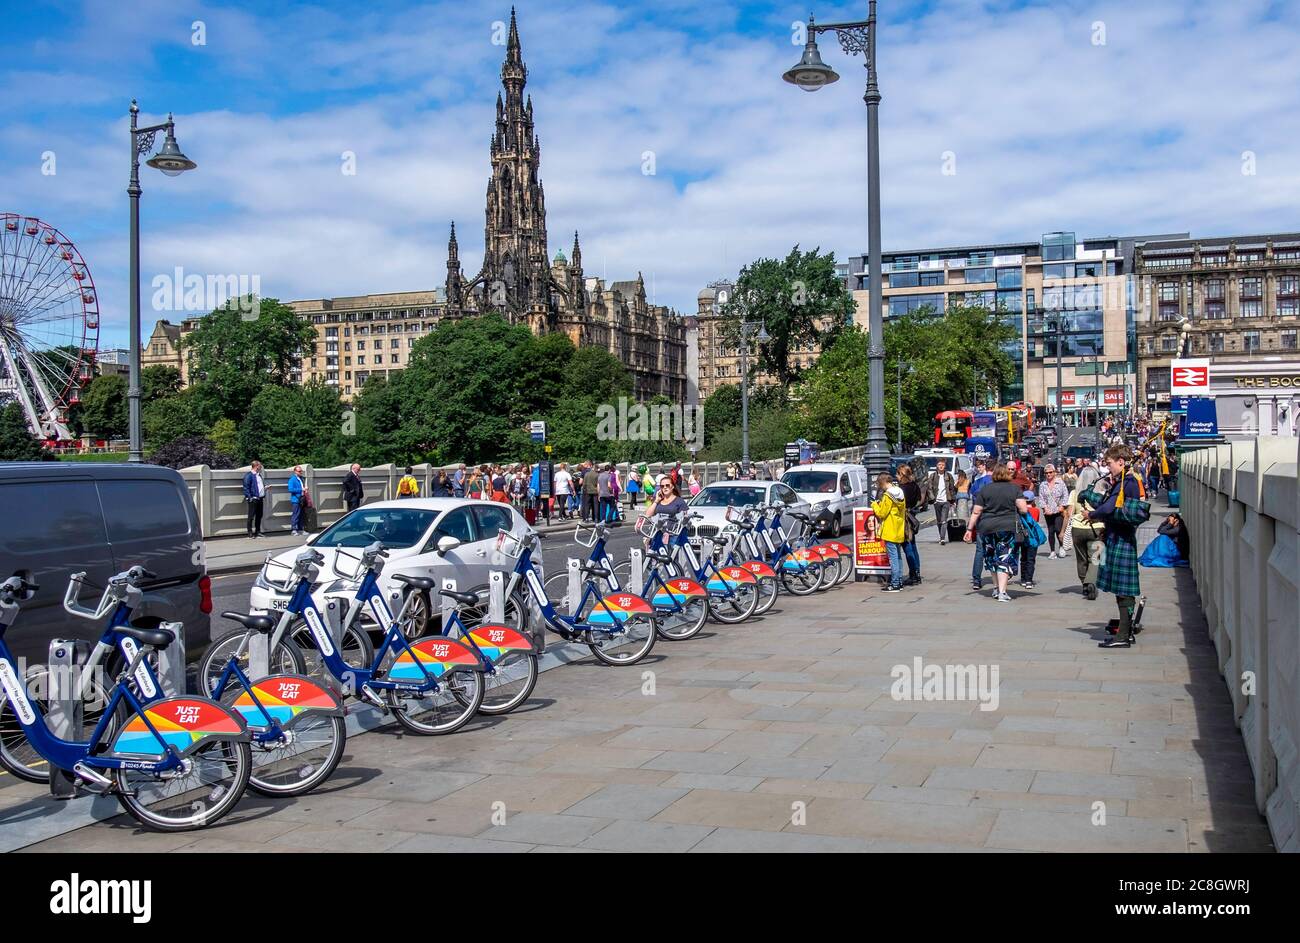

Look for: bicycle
[493,527,658,665]
[752,504,825,596]
[200,547,485,736]
[567,518,709,640]
[0,575,252,832]
[661,512,761,624]
[2,567,346,798]
[713,506,781,615]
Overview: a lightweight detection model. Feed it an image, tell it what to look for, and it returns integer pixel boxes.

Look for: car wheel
[831,513,842,536]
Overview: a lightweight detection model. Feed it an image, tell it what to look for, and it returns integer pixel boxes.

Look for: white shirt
[934,474,948,502]
[253,473,265,498]
[554,469,573,495]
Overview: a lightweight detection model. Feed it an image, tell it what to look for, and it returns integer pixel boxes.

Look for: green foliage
[237,381,346,468]
[721,246,853,387]
[148,436,237,470]
[75,374,128,439]
[142,365,182,400]
[700,407,795,462]
[180,297,316,420]
[209,417,239,456]
[0,402,51,461]
[143,390,208,447]
[795,327,871,449]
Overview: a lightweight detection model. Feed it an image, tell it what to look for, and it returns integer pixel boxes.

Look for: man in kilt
[1087,444,1147,649]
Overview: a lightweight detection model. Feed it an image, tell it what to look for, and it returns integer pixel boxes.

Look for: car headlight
[253,566,272,591]
[813,501,830,512]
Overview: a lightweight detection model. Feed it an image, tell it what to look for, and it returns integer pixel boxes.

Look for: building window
[391,338,400,349]
[920,271,945,287]
[997,268,1022,289]
[1160,335,1178,353]
[1205,278,1225,300]
[1275,249,1300,261]
[1144,256,1189,269]
[1282,331,1298,350]
[1208,332,1225,352]
[1244,331,1261,351]
[1201,253,1227,266]
[391,354,399,364]
[1157,283,1179,303]
[890,272,919,288]
[1237,251,1263,262]
[357,355,365,365]
[1241,300,1262,318]
[1241,277,1262,300]
[964,267,995,283]
[1206,300,1226,319]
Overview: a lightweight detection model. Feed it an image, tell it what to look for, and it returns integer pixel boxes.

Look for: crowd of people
[868,441,1187,651]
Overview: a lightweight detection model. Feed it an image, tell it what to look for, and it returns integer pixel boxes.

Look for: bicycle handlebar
[0,576,38,608]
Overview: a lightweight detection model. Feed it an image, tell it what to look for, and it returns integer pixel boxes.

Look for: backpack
[398,476,416,496]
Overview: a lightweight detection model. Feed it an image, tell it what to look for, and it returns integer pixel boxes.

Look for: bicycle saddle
[118,624,176,648]
[581,563,612,578]
[436,587,478,605]
[221,611,277,633]
[647,551,674,564]
[393,573,438,593]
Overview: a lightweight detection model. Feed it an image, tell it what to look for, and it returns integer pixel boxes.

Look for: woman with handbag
[871,473,908,593]
[964,464,1031,602]
[897,464,923,586]
[1088,445,1149,649]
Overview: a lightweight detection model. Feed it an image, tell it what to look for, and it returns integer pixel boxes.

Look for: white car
[779,463,872,536]
[249,498,537,635]
[685,480,811,547]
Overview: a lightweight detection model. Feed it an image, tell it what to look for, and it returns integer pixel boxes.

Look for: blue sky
[3,0,1299,351]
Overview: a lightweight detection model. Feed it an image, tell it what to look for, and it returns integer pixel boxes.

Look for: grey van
[0,463,211,663]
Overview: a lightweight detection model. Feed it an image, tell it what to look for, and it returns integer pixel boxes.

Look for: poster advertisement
[853,507,890,576]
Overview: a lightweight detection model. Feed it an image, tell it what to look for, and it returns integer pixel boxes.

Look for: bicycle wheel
[112,737,251,832]
[707,579,760,624]
[198,627,307,698]
[752,575,780,615]
[223,693,346,798]
[618,562,707,641]
[543,571,594,621]
[290,622,373,677]
[0,662,112,784]
[386,670,483,735]
[587,612,656,666]
[779,556,821,596]
[477,651,538,715]
[459,584,528,633]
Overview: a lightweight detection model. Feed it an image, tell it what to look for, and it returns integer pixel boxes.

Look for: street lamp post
[738,318,770,477]
[127,100,196,462]
[784,1,889,477]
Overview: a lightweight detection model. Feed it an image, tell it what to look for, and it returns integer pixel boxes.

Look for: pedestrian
[688,470,702,497]
[597,463,614,522]
[626,466,640,511]
[964,463,1031,602]
[897,464,923,585]
[287,464,307,536]
[953,469,971,528]
[609,464,623,521]
[467,469,485,500]
[1089,445,1147,649]
[1037,464,1070,558]
[243,460,267,538]
[726,462,737,481]
[581,461,600,521]
[553,462,572,519]
[1018,489,1040,589]
[645,476,688,521]
[433,469,453,497]
[510,468,527,508]
[491,466,508,503]
[452,463,467,498]
[397,466,420,499]
[871,473,907,593]
[968,460,993,590]
[643,471,656,508]
[926,459,957,545]
[343,462,364,512]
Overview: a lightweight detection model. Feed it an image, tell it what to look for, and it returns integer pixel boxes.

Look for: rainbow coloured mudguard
[781,548,818,572]
[706,565,759,594]
[387,637,483,682]
[823,540,852,558]
[463,624,535,663]
[228,674,343,731]
[650,577,707,609]
[109,696,249,759]
[739,559,777,580]
[586,593,656,626]
[811,545,840,561]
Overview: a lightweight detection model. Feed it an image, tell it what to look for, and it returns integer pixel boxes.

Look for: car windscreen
[690,486,768,507]
[312,508,436,548]
[780,471,837,493]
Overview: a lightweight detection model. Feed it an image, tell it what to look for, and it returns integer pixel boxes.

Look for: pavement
[10,511,1271,854]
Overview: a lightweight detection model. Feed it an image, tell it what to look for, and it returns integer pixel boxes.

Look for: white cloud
[1,0,1298,353]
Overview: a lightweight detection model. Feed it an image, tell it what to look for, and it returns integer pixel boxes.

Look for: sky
[2,0,1299,351]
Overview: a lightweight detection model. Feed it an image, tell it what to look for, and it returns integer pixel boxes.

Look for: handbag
[1019,512,1047,548]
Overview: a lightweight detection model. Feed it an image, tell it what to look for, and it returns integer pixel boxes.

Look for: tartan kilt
[1097,533,1140,597]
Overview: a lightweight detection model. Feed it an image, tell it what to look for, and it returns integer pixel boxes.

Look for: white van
[779,463,872,536]
[915,449,974,479]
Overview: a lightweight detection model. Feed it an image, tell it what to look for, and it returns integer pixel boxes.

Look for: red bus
[933,410,974,451]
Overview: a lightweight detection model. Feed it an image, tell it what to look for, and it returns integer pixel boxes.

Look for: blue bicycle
[547,520,709,641]
[200,547,485,736]
[2,567,345,798]
[0,574,252,832]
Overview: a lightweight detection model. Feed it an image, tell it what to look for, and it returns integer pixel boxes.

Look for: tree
[700,382,790,452]
[142,365,182,400]
[209,418,238,456]
[0,402,50,461]
[143,390,208,448]
[181,296,316,420]
[75,374,128,439]
[148,436,237,470]
[721,246,853,387]
[237,382,346,468]
[795,327,871,449]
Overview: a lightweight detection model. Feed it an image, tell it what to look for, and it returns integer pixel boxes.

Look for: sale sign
[1103,388,1123,406]
[1059,390,1076,407]
[853,508,890,576]
[1171,358,1210,395]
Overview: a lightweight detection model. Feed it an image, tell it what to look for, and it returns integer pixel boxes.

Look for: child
[1019,489,1041,589]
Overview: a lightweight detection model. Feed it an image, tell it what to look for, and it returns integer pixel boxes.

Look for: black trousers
[246,497,264,536]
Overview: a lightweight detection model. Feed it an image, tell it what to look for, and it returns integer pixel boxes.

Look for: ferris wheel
[0,213,100,440]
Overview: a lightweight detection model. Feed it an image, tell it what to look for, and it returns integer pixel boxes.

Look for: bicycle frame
[664,519,758,597]
[570,523,704,619]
